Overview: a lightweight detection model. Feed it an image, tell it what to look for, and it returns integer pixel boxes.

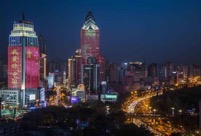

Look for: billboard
[100,94,118,102]
[71,96,79,104]
[29,94,36,100]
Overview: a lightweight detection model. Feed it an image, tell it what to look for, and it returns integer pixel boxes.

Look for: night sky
[0,0,201,64]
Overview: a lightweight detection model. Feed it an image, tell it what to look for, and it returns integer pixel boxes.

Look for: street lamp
[195,130,199,136]
[36,99,39,107]
[149,106,152,114]
[171,107,175,116]
[153,109,156,116]
[178,109,182,115]
[1,101,5,110]
[106,105,110,115]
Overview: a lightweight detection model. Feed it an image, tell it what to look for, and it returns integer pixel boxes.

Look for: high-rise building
[148,63,157,78]
[68,49,82,87]
[165,61,174,79]
[68,56,76,86]
[81,11,105,82]
[0,57,4,81]
[81,11,100,65]
[38,34,47,81]
[47,73,54,89]
[176,65,188,83]
[8,15,40,106]
[129,61,147,82]
[188,64,201,78]
[158,64,165,78]
[74,49,82,85]
[47,61,62,73]
[81,57,100,94]
[108,63,118,82]
[68,11,105,90]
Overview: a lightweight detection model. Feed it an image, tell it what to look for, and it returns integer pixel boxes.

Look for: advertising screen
[29,94,36,100]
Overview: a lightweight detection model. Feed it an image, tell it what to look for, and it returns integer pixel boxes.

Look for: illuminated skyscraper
[81,57,100,93]
[8,15,40,106]
[68,11,105,90]
[81,11,105,82]
[81,11,100,65]
[68,49,82,87]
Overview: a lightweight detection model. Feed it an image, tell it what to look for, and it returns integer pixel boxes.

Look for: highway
[123,90,183,136]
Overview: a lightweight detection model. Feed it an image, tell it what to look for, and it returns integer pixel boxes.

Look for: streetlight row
[148,106,183,116]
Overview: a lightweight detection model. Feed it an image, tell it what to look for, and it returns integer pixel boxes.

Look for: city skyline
[1,0,201,64]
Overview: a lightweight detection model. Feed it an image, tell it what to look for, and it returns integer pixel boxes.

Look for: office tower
[68,56,76,86]
[38,34,47,81]
[81,11,105,82]
[68,11,105,89]
[148,63,158,78]
[47,73,54,88]
[99,55,106,81]
[8,14,40,106]
[63,71,66,83]
[117,63,129,84]
[101,81,107,94]
[0,57,4,81]
[171,71,178,84]
[188,64,201,78]
[128,61,147,82]
[158,64,166,80]
[47,61,62,73]
[38,34,47,55]
[68,49,82,87]
[81,57,100,94]
[74,49,82,85]
[108,63,118,82]
[175,65,188,84]
[165,61,174,79]
[81,11,100,64]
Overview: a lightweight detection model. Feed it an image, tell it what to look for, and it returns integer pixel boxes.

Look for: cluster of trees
[20,101,153,136]
[150,86,201,114]
[45,85,70,106]
[150,86,201,134]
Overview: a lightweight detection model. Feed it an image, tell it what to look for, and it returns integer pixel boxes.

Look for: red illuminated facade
[80,11,105,82]
[8,46,22,88]
[25,47,40,88]
[8,18,40,89]
[68,11,106,90]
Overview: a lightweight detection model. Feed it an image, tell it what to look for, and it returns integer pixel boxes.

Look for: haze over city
[1,1,201,136]
[0,0,201,64]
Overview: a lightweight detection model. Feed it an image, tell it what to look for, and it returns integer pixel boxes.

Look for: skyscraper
[68,11,105,91]
[8,14,40,106]
[80,11,105,82]
[38,34,47,81]
[148,63,158,78]
[81,57,100,94]
[81,11,100,65]
[68,49,82,87]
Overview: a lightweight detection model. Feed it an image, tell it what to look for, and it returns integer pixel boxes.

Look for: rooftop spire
[22,12,25,20]
[19,12,33,24]
[85,11,95,22]
[82,11,99,30]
